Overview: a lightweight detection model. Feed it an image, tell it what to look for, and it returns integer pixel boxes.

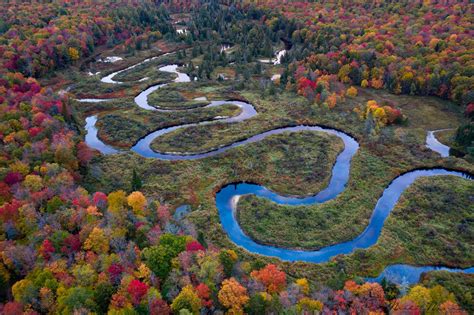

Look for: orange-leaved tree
[250,264,286,294]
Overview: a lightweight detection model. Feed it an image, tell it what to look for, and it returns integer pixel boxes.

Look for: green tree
[46,196,64,213]
[246,293,267,315]
[72,264,97,287]
[219,249,237,277]
[142,234,186,280]
[29,268,58,292]
[94,283,115,314]
[12,279,37,305]
[131,169,142,192]
[57,287,97,314]
[455,122,473,157]
[381,278,400,300]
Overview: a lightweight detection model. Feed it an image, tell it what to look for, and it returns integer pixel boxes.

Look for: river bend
[78,54,472,278]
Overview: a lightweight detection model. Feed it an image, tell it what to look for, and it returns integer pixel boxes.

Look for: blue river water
[79,56,473,283]
[426,129,452,158]
[215,169,471,263]
[366,264,474,285]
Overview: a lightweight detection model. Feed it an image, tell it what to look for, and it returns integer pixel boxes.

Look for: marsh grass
[74,47,473,296]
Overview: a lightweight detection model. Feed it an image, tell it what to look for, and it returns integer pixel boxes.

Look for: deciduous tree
[83,227,109,254]
[127,279,149,305]
[171,285,201,315]
[127,191,147,215]
[218,278,249,313]
[250,264,286,294]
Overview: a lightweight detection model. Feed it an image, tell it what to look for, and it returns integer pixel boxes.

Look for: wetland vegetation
[1,1,473,313]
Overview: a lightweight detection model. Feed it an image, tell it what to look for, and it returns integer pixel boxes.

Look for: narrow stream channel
[426,129,452,157]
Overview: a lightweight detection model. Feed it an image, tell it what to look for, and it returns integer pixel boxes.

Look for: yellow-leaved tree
[108,190,127,221]
[127,191,147,215]
[83,227,109,254]
[296,297,323,313]
[68,47,80,61]
[218,278,249,313]
[346,86,358,98]
[295,278,310,295]
[171,285,201,315]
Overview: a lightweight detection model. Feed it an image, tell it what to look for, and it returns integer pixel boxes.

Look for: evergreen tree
[131,169,142,192]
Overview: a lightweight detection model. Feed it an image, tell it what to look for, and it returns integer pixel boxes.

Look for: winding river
[366,264,474,285]
[216,169,471,263]
[426,129,452,158]
[79,54,473,283]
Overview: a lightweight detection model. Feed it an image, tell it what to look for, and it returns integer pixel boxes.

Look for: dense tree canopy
[0,1,173,78]
[0,1,471,313]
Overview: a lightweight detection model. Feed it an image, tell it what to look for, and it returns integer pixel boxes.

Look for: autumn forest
[0,1,473,314]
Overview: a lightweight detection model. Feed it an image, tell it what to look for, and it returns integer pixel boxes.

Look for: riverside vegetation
[0,1,473,314]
